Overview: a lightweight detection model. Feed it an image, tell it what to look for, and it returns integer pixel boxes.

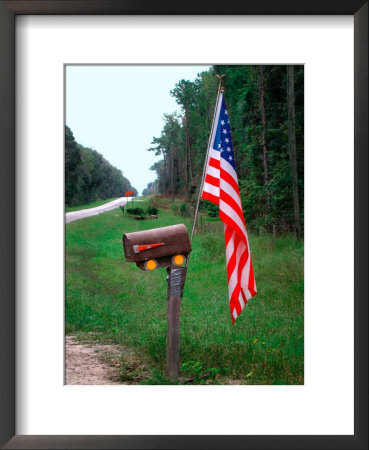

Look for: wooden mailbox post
[122,224,191,379]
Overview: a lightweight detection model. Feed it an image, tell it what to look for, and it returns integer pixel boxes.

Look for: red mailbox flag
[124,191,135,197]
[201,90,257,323]
[133,242,164,254]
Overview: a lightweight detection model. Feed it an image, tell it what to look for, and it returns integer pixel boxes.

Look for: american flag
[201,91,257,323]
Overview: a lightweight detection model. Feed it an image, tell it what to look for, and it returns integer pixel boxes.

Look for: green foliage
[206,203,219,217]
[239,178,267,230]
[148,65,304,235]
[65,126,137,207]
[126,207,146,216]
[65,126,82,206]
[179,202,190,217]
[142,181,154,196]
[146,206,159,216]
[180,360,221,384]
[149,195,169,209]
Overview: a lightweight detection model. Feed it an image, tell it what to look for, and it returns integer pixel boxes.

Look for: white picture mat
[15,16,354,435]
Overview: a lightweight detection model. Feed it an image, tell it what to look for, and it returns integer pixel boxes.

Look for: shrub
[207,203,219,217]
[149,195,169,209]
[200,200,219,217]
[146,206,159,216]
[179,203,189,217]
[181,360,221,384]
[126,207,146,216]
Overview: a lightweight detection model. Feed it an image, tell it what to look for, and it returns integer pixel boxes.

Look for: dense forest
[148,65,304,236]
[65,126,137,206]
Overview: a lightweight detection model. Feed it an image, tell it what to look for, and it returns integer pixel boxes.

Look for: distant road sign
[124,191,135,197]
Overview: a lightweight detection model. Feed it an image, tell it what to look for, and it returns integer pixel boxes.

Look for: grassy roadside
[65,197,119,212]
[65,196,304,385]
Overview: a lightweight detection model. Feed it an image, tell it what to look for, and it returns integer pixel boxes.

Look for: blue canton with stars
[213,94,236,170]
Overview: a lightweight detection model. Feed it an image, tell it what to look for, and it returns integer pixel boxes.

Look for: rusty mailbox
[122,223,192,379]
[122,224,191,271]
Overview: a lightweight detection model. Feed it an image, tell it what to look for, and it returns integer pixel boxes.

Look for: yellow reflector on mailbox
[144,259,158,271]
[172,254,185,266]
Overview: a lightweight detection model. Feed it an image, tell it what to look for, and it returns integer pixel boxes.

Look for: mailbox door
[123,224,191,263]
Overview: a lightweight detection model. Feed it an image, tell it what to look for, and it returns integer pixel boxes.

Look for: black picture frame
[0,1,367,449]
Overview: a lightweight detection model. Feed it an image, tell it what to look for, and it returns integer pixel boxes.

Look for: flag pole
[186,75,224,267]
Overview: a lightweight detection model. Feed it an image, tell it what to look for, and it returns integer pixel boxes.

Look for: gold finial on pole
[215,74,225,92]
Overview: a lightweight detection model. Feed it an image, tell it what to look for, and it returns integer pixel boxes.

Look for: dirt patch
[221,378,245,385]
[65,335,151,385]
[65,335,122,385]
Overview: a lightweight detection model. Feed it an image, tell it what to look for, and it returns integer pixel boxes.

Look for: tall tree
[170,142,175,202]
[287,65,301,239]
[65,126,82,205]
[259,65,271,213]
[170,80,198,190]
[149,65,304,235]
[148,113,182,195]
[65,126,137,206]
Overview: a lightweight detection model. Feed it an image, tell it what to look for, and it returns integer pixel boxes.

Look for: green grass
[65,197,119,212]
[65,196,304,385]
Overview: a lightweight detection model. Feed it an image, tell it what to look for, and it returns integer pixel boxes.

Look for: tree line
[65,126,137,206]
[147,65,304,236]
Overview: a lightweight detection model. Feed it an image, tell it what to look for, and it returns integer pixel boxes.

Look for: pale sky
[65,65,211,195]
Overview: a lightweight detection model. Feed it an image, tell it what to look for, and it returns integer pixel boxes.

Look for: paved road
[66,197,130,224]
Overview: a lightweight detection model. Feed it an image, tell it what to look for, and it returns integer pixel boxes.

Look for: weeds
[181,360,221,384]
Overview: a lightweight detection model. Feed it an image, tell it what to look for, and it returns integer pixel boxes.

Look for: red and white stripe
[201,92,256,323]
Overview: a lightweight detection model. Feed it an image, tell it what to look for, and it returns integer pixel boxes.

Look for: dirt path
[65,335,122,385]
